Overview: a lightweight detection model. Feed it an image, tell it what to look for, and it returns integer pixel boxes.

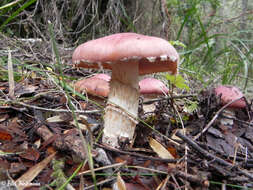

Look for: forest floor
[0,34,253,190]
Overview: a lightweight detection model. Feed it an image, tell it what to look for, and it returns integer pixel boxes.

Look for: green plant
[167,0,253,89]
[164,73,190,91]
[0,0,37,32]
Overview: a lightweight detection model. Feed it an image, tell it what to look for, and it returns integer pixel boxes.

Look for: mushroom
[214,85,246,109]
[74,76,109,98]
[91,73,111,82]
[75,75,169,113]
[214,85,246,126]
[72,33,179,147]
[139,77,170,115]
[75,75,169,98]
[139,77,169,97]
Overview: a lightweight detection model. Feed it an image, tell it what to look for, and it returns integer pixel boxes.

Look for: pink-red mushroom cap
[92,73,111,82]
[139,77,169,95]
[72,33,179,75]
[214,85,246,108]
[74,76,109,97]
[75,75,168,98]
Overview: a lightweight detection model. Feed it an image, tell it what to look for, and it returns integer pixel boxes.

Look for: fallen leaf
[113,172,126,190]
[46,115,64,123]
[149,137,175,159]
[15,85,38,98]
[20,148,40,161]
[0,128,12,140]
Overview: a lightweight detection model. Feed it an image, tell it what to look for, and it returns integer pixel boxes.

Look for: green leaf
[165,74,190,91]
[169,40,186,48]
[184,101,198,113]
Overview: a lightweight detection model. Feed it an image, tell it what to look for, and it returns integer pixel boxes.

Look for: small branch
[176,131,253,180]
[175,170,209,187]
[143,94,197,104]
[83,177,117,190]
[193,96,244,140]
[95,143,179,163]
[3,100,101,114]
[8,48,15,99]
[128,165,168,175]
[78,162,126,176]
[176,131,233,167]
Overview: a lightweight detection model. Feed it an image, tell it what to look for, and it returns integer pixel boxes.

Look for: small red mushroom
[75,75,169,98]
[214,85,247,127]
[214,85,246,108]
[72,33,179,147]
[92,73,111,82]
[74,76,109,98]
[139,77,169,96]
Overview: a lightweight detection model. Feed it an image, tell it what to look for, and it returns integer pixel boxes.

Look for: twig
[5,100,101,114]
[83,177,117,190]
[128,165,167,175]
[8,48,15,99]
[175,170,209,187]
[143,94,197,104]
[95,143,179,163]
[78,162,126,176]
[197,142,253,164]
[176,131,253,180]
[193,96,244,140]
[172,103,189,185]
[176,131,233,167]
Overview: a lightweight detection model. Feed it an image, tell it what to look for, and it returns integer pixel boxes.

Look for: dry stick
[193,96,244,141]
[128,165,168,175]
[78,162,126,176]
[160,176,170,190]
[175,171,209,187]
[96,143,179,163]
[172,103,189,188]
[176,131,253,180]
[171,174,181,189]
[6,100,101,114]
[8,48,15,99]
[143,94,197,105]
[177,131,233,166]
[197,141,253,164]
[83,177,117,190]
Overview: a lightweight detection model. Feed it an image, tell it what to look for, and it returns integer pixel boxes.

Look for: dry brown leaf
[113,172,126,190]
[46,115,64,123]
[171,129,186,141]
[15,85,38,98]
[0,127,12,141]
[20,147,40,161]
[149,137,175,159]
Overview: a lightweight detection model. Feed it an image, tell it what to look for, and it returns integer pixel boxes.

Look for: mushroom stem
[102,61,139,147]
